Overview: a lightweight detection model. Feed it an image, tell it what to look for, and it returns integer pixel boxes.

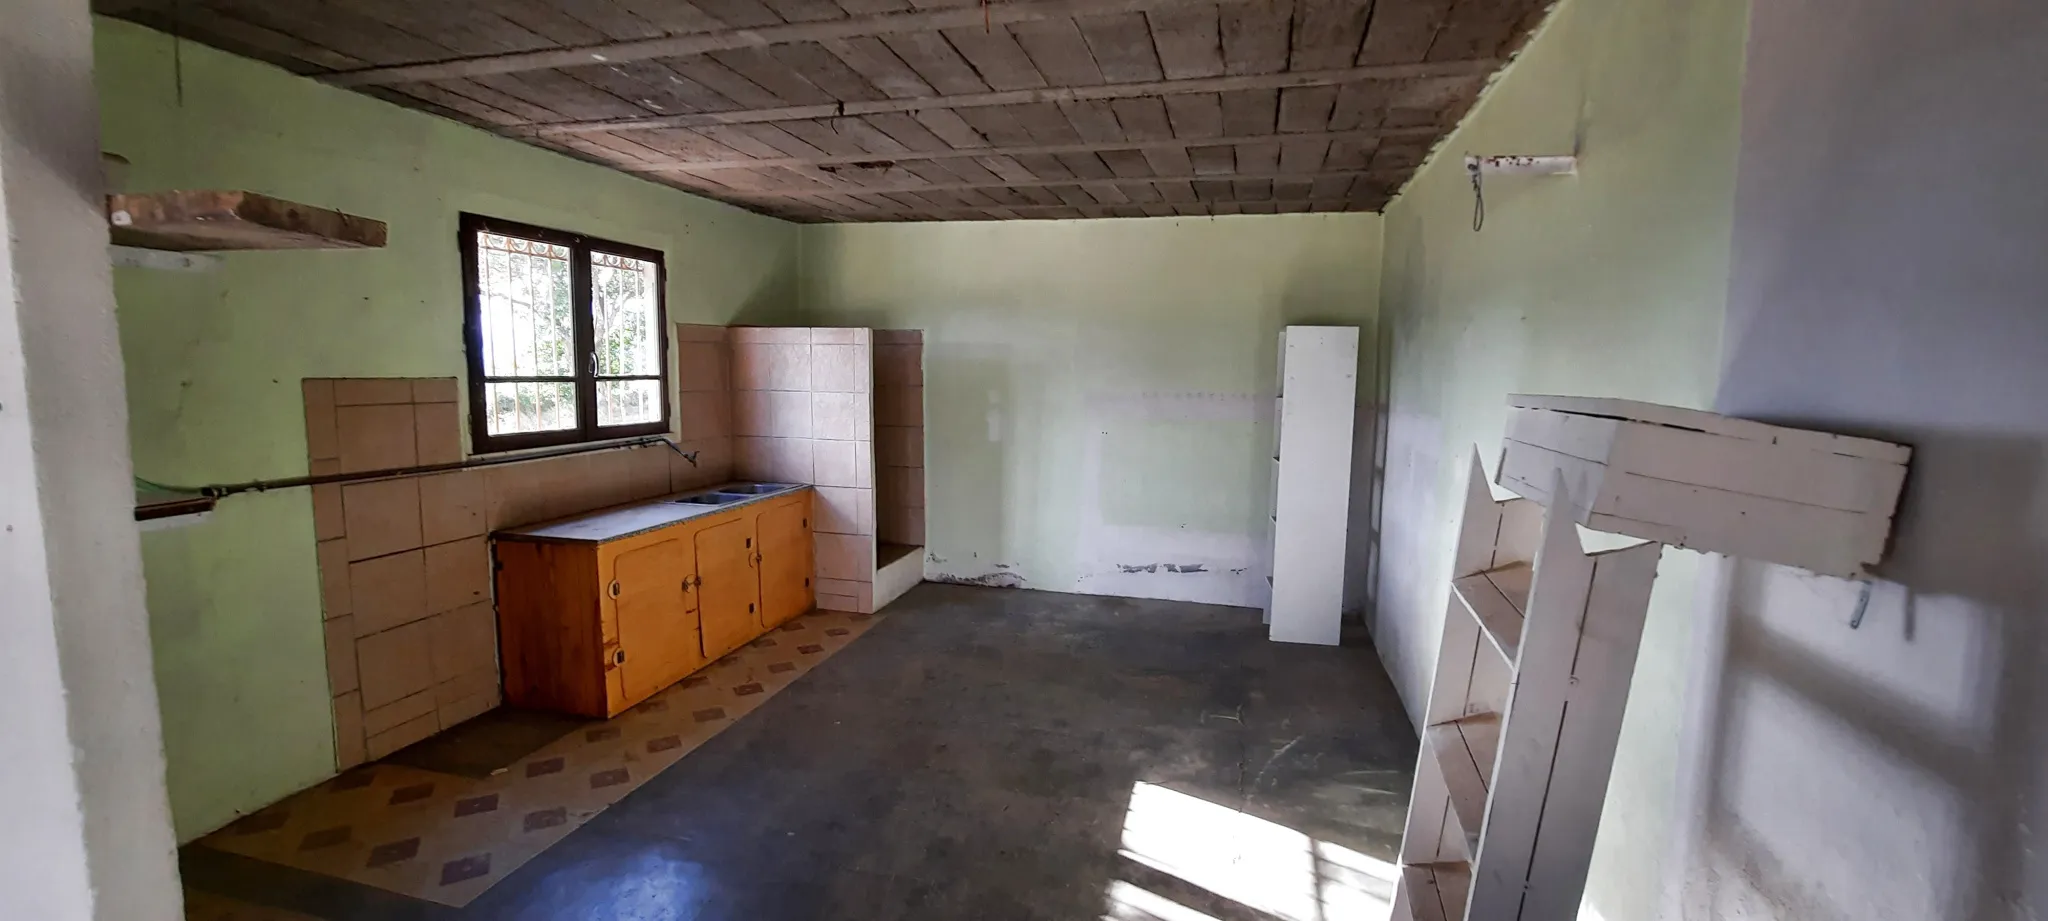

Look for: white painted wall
[1665,1,2048,918]
[0,1,183,917]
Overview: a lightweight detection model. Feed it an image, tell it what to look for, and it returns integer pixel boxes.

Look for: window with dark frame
[460,213,669,455]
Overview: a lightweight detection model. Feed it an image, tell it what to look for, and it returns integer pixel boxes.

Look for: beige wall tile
[813,485,874,536]
[364,688,436,737]
[304,379,338,461]
[812,391,871,442]
[768,437,815,484]
[628,444,673,499]
[675,322,730,343]
[351,549,427,636]
[437,684,497,730]
[581,450,639,511]
[366,712,439,760]
[429,601,499,684]
[357,618,434,710]
[875,385,924,428]
[676,391,731,441]
[729,326,810,344]
[815,577,872,612]
[876,344,922,389]
[413,401,462,466]
[483,459,548,530]
[815,532,873,581]
[876,425,924,468]
[812,439,857,488]
[337,403,418,473]
[334,378,416,406]
[879,506,926,546]
[811,344,871,393]
[675,341,729,392]
[425,537,491,616]
[731,342,811,391]
[810,327,869,344]
[341,478,422,561]
[317,538,351,619]
[736,437,811,483]
[419,470,486,545]
[733,390,808,438]
[311,483,345,542]
[324,616,359,696]
[673,438,732,491]
[888,466,924,508]
[412,377,459,404]
[333,690,366,770]
[854,447,873,488]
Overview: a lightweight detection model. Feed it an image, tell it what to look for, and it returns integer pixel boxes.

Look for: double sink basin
[671,483,800,506]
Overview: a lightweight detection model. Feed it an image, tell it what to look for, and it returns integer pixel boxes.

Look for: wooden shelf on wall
[106,191,387,252]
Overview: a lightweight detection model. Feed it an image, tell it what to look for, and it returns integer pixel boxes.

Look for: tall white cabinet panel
[1264,326,1359,646]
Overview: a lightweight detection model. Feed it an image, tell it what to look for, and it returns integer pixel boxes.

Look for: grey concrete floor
[183,583,1419,920]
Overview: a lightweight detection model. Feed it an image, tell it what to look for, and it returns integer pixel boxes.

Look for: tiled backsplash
[875,330,926,548]
[306,376,732,769]
[730,327,878,614]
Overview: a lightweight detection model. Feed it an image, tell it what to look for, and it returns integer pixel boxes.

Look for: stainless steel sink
[673,493,747,506]
[718,483,796,494]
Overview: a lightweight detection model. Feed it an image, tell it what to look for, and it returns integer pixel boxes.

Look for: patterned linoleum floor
[192,608,882,908]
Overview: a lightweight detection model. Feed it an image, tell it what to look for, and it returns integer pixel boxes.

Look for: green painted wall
[1369,0,1750,918]
[798,214,1380,609]
[96,18,798,840]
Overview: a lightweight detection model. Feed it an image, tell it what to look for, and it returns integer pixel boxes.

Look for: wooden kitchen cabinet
[494,486,814,718]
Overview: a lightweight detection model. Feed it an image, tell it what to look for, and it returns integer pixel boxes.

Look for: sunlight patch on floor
[1108,782,1397,921]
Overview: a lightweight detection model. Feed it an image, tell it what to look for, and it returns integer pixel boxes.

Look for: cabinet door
[696,516,762,660]
[757,499,813,629]
[612,538,700,705]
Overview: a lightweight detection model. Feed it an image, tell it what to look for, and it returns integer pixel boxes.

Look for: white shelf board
[1424,712,1499,859]
[1452,563,1530,662]
[1397,862,1471,921]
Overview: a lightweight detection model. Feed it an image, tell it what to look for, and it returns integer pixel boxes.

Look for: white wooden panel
[1426,719,1491,858]
[1268,326,1358,645]
[1497,439,1606,520]
[1452,569,1525,663]
[1399,862,1470,921]
[1508,393,1909,462]
[1520,541,1661,920]
[1399,733,1455,866]
[1492,497,1545,568]
[1426,591,1485,727]
[1465,639,1513,718]
[1468,477,1594,921]
[1451,450,1505,578]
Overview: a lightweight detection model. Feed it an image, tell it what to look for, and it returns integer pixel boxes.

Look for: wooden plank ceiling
[99,0,1551,222]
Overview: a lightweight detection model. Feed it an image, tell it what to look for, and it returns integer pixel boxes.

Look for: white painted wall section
[0,1,184,917]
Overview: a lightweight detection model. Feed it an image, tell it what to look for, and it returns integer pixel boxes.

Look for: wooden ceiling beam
[637,126,1439,172]
[778,200,1384,220]
[525,62,1495,135]
[701,169,1402,198]
[324,0,1255,87]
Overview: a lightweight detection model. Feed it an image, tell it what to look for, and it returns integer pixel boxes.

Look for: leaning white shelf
[1262,325,1359,646]
[1391,396,1911,921]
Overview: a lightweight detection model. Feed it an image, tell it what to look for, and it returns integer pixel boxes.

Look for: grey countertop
[496,482,810,545]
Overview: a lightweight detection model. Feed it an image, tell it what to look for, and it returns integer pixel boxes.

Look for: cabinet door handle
[608,580,621,598]
[613,649,627,665]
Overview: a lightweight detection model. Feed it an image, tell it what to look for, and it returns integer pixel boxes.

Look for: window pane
[590,251,660,378]
[485,381,577,436]
[476,232,574,379]
[596,378,661,427]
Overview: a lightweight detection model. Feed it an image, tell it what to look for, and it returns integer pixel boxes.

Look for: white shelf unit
[1392,396,1911,921]
[1263,326,1359,646]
